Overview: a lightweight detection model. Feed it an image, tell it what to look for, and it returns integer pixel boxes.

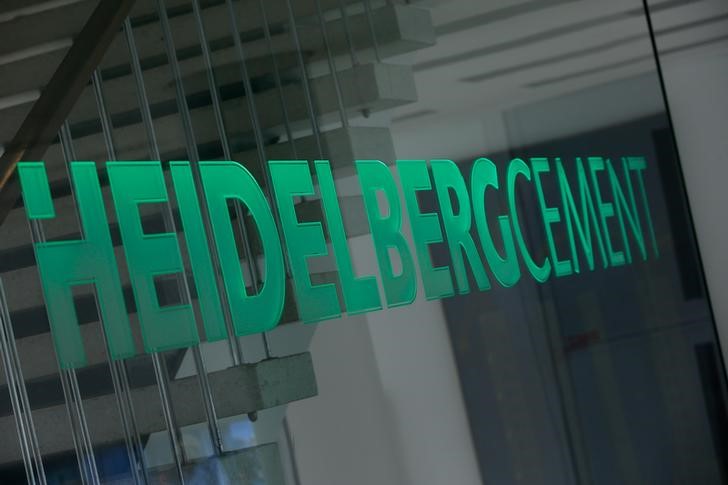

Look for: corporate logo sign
[18,156,658,369]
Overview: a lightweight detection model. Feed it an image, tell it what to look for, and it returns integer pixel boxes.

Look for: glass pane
[0,0,726,484]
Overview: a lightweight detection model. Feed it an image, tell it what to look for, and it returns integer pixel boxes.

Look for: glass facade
[0,0,726,484]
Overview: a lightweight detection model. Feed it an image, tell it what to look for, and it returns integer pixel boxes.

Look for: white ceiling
[388,0,728,158]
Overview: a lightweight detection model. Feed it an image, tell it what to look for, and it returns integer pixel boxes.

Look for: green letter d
[200,161,285,335]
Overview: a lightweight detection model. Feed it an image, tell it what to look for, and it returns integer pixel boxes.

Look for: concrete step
[239,125,396,184]
[0,2,432,108]
[125,0,382,38]
[105,2,432,84]
[0,347,187,411]
[0,352,317,464]
[1,270,339,383]
[0,1,430,155]
[82,3,432,124]
[1,60,416,160]
[1,270,326,384]
[0,0,368,85]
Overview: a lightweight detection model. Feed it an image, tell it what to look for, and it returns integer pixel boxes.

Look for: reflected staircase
[0,0,438,481]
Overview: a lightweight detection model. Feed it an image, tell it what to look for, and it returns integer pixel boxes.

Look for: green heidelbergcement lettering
[507,158,552,283]
[627,156,659,258]
[169,161,228,342]
[16,156,659,369]
[556,158,608,273]
[270,160,341,323]
[431,159,490,294]
[471,158,521,287]
[608,158,647,263]
[315,160,382,315]
[588,156,626,267]
[398,160,455,300]
[108,161,200,353]
[532,157,572,278]
[356,160,417,307]
[200,161,285,335]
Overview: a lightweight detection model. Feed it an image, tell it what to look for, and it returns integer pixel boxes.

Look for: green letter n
[18,162,136,369]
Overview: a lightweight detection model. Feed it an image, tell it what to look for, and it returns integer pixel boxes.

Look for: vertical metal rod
[21,368,44,480]
[191,346,223,451]
[54,128,91,485]
[225,0,294,359]
[123,19,161,162]
[1,278,46,485]
[108,359,146,484]
[154,0,227,456]
[117,359,150,483]
[224,0,279,194]
[91,72,117,161]
[122,18,190,482]
[58,370,93,484]
[58,122,101,485]
[15,356,45,485]
[68,369,100,481]
[257,0,299,160]
[284,0,324,159]
[151,354,187,480]
[155,0,243,368]
[336,0,359,66]
[4,345,35,485]
[255,0,308,358]
[363,0,382,62]
[0,279,47,484]
[11,402,35,485]
[90,69,148,485]
[24,217,88,485]
[313,0,349,128]
[61,115,114,482]
[91,71,140,480]
[188,0,257,367]
[282,416,302,485]
[12,411,35,483]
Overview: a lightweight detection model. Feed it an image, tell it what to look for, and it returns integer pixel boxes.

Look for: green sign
[17,157,657,369]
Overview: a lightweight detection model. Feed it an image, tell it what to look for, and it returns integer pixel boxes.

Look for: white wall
[659,44,728,353]
[284,169,482,485]
[364,296,483,485]
[285,311,407,485]
[285,263,482,485]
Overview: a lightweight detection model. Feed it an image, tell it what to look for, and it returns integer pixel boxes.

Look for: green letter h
[18,162,136,369]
